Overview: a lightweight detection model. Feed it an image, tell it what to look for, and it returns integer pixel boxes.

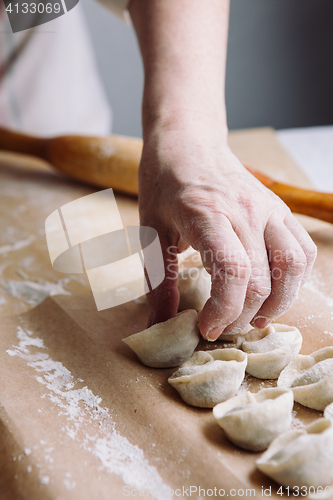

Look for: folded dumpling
[278,347,333,410]
[213,387,294,451]
[123,310,199,368]
[324,402,333,420]
[256,418,333,488]
[241,323,302,379]
[216,323,252,345]
[308,489,333,500]
[168,348,247,408]
[178,266,211,312]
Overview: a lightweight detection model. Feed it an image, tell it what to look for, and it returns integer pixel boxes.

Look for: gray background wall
[81,0,333,138]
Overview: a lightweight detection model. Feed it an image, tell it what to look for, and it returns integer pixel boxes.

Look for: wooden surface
[0,127,333,499]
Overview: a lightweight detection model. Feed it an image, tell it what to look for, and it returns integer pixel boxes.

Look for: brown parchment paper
[0,128,333,500]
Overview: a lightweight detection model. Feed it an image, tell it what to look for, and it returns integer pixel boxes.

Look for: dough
[213,387,294,451]
[308,491,333,500]
[216,324,252,347]
[123,310,199,368]
[308,487,333,500]
[324,402,333,420]
[256,418,333,488]
[241,323,302,379]
[168,348,247,408]
[277,347,333,411]
[215,335,246,349]
[178,266,211,312]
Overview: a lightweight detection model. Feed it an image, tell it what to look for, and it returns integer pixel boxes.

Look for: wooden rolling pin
[0,127,142,195]
[0,127,333,224]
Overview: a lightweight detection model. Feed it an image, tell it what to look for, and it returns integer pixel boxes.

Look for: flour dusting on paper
[304,269,333,312]
[6,327,171,498]
[291,410,305,430]
[2,277,73,305]
[0,235,35,255]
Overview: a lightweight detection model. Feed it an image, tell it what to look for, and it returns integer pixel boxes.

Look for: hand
[139,122,317,341]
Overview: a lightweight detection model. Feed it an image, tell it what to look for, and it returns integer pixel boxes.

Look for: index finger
[192,216,251,341]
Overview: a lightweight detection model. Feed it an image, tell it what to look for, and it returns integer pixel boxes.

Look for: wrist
[138,121,243,190]
[142,103,228,145]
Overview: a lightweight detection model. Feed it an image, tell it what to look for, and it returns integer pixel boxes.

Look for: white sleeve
[96,0,131,21]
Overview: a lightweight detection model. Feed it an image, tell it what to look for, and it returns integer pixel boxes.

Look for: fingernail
[252,316,270,329]
[206,327,224,342]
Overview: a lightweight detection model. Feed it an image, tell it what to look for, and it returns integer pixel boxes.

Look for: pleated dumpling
[178,267,211,312]
[256,419,333,488]
[324,402,333,420]
[213,387,294,451]
[241,323,302,379]
[278,346,333,410]
[123,310,199,368]
[168,348,247,408]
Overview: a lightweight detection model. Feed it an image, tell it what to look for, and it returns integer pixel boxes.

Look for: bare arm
[129,0,228,137]
[129,0,317,340]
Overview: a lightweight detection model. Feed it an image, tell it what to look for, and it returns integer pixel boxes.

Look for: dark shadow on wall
[226,0,333,130]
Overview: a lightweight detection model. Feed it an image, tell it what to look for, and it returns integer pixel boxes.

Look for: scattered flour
[0,262,8,275]
[2,277,73,305]
[6,326,172,499]
[19,256,35,269]
[291,410,305,430]
[63,478,76,490]
[304,270,333,311]
[237,375,276,394]
[237,375,251,393]
[0,235,35,255]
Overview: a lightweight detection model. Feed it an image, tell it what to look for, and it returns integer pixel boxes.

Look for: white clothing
[98,0,130,21]
[0,0,131,137]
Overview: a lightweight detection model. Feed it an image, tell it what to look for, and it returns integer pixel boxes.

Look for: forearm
[129,0,230,139]
[128,0,316,337]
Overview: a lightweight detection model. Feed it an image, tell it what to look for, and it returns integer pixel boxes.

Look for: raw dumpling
[308,490,333,500]
[168,348,247,408]
[123,310,199,368]
[256,418,333,488]
[324,402,333,420]
[215,335,246,349]
[213,387,294,451]
[277,347,333,411]
[216,323,252,347]
[178,266,211,312]
[241,323,302,379]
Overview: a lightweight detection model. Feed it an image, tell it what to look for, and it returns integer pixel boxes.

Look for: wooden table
[0,128,332,500]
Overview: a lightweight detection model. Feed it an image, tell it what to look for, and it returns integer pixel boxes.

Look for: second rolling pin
[0,126,333,224]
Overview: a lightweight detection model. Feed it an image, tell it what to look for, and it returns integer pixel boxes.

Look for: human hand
[139,123,317,341]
